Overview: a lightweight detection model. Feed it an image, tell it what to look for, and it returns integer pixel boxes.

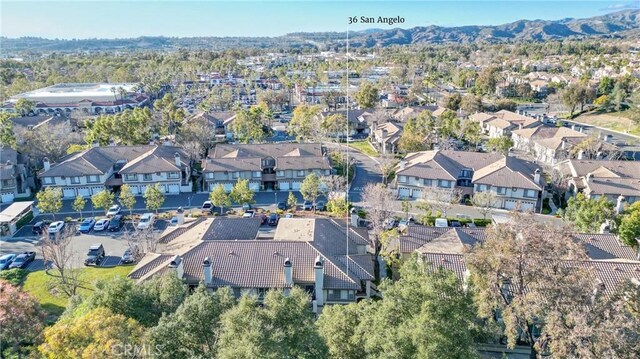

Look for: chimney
[43,157,50,171]
[92,141,99,148]
[203,257,212,285]
[605,134,612,143]
[534,169,541,185]
[616,195,625,215]
[599,221,610,234]
[518,123,523,130]
[586,173,593,182]
[561,140,566,150]
[314,256,324,306]
[579,127,584,133]
[399,160,406,170]
[571,124,576,131]
[284,257,293,286]
[577,150,584,160]
[174,152,181,167]
[168,255,184,279]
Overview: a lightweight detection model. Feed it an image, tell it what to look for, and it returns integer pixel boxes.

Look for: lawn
[347,140,378,157]
[22,265,134,319]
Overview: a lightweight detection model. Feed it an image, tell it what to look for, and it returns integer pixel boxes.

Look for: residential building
[394,150,543,211]
[555,159,640,205]
[391,105,439,122]
[185,111,236,139]
[0,148,32,203]
[512,126,589,164]
[129,218,374,309]
[202,143,332,192]
[1,83,149,115]
[470,110,542,138]
[39,145,191,198]
[371,122,402,154]
[318,109,373,137]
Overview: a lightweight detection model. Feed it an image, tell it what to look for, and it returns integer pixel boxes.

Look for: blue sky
[1,1,637,39]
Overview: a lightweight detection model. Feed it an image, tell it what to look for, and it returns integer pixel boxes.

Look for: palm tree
[110,87,118,112]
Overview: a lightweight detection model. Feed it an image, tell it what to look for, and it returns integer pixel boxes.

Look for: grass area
[22,265,134,318]
[574,111,640,137]
[347,140,378,157]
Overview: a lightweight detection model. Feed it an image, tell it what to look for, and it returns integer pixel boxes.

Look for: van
[137,213,155,230]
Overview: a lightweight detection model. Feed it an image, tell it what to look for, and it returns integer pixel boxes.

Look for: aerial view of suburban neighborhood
[1,1,639,358]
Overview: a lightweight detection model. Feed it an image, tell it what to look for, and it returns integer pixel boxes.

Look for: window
[253,171,261,178]
[86,175,100,183]
[256,288,267,299]
[324,169,331,175]
[524,189,537,198]
[70,176,80,184]
[167,172,180,179]
[232,172,239,179]
[297,170,305,177]
[43,177,54,184]
[328,290,341,300]
[398,175,407,183]
[143,174,153,181]
[207,173,214,179]
[423,179,432,186]
[460,169,472,178]
[277,170,285,177]
[125,174,137,181]
[497,187,506,195]
[438,180,450,188]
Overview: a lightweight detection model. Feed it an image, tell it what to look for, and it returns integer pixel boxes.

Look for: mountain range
[1,9,638,53]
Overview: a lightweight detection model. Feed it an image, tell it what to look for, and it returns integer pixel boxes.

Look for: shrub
[357,209,367,218]
[0,268,27,285]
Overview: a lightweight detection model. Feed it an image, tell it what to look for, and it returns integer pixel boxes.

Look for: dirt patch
[574,112,640,137]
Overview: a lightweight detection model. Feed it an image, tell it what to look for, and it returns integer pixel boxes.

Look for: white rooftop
[10,83,139,102]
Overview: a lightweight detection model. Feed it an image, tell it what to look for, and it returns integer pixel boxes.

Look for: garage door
[78,187,91,197]
[139,185,148,195]
[398,187,410,198]
[62,188,76,198]
[292,182,301,190]
[504,200,517,210]
[249,182,260,191]
[91,187,102,195]
[519,201,535,211]
[1,193,14,203]
[411,189,422,199]
[168,184,180,194]
[280,182,290,191]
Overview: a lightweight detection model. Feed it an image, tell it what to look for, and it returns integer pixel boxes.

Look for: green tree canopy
[118,184,137,217]
[230,178,255,205]
[562,193,616,233]
[300,173,321,205]
[354,81,379,109]
[144,183,165,213]
[91,189,115,214]
[85,107,153,146]
[486,136,514,155]
[0,113,17,149]
[36,187,63,220]
[617,201,640,247]
[290,104,322,141]
[210,184,231,215]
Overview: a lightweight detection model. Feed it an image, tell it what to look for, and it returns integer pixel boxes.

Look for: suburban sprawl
[1,8,640,359]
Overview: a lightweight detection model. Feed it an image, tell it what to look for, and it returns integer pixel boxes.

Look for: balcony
[262,173,276,182]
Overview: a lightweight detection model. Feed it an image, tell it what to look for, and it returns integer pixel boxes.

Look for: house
[318,110,372,137]
[0,148,32,203]
[511,126,589,164]
[371,122,402,154]
[129,218,375,310]
[39,145,192,198]
[391,105,439,122]
[394,150,543,211]
[185,111,236,139]
[202,143,332,192]
[474,110,542,138]
[555,159,640,205]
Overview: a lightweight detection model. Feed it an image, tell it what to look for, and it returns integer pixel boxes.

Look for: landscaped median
[21,265,134,319]
[346,140,378,157]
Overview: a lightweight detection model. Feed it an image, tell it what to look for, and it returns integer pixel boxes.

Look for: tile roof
[40,145,154,177]
[421,253,468,279]
[202,217,262,240]
[129,254,174,280]
[574,233,639,261]
[119,146,189,174]
[472,156,542,190]
[559,160,640,179]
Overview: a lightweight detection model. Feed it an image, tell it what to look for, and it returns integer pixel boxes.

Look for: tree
[361,183,396,280]
[628,90,640,125]
[72,195,86,219]
[462,121,481,149]
[289,104,321,142]
[17,121,83,163]
[475,66,499,95]
[0,281,45,357]
[320,113,347,140]
[287,191,297,211]
[444,93,462,111]
[14,98,36,116]
[327,197,349,217]
[217,288,328,359]
[39,227,82,297]
[300,173,321,207]
[438,109,460,139]
[494,98,517,112]
[0,113,17,149]
[597,76,615,95]
[85,108,153,146]
[354,81,379,109]
[209,184,231,215]
[39,307,145,358]
[154,93,185,135]
[617,201,640,247]
[466,214,592,358]
[421,187,463,217]
[318,257,480,359]
[148,286,236,359]
[561,83,591,117]
[378,154,398,185]
[400,199,412,220]
[229,178,255,205]
[486,136,513,154]
[144,183,165,214]
[91,189,115,215]
[460,94,483,114]
[471,191,498,219]
[562,193,616,233]
[118,184,137,218]
[230,107,269,143]
[36,187,63,220]
[178,114,213,159]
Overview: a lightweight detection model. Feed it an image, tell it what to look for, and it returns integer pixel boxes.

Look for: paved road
[324,142,383,202]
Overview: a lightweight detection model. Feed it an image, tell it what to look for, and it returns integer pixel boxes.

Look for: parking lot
[1,219,169,270]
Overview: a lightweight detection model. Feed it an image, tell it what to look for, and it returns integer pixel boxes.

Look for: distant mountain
[1,10,638,53]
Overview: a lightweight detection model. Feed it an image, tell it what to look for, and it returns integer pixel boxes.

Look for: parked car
[243,210,255,218]
[434,218,448,228]
[259,214,268,225]
[94,219,110,231]
[398,217,415,227]
[78,218,96,233]
[450,221,462,228]
[285,213,294,218]
[267,213,280,226]
[48,221,65,235]
[201,201,214,214]
[84,243,105,266]
[169,216,179,226]
[137,213,155,230]
[120,248,135,264]
[303,200,313,210]
[108,215,124,232]
[383,218,399,230]
[242,203,252,211]
[32,221,48,235]
[106,205,121,217]
[8,251,36,269]
[314,201,325,211]
[277,202,287,211]
[0,254,16,270]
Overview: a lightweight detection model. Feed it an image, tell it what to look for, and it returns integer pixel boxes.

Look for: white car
[106,205,121,217]
[434,218,448,228]
[137,213,155,230]
[94,219,110,231]
[48,221,65,234]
